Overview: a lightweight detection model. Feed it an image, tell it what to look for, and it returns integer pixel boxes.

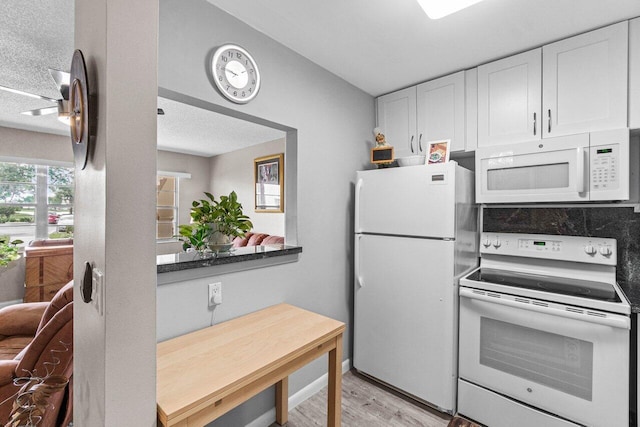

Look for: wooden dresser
[24,239,74,303]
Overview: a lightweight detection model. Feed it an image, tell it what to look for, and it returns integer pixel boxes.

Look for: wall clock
[69,49,91,170]
[211,44,261,104]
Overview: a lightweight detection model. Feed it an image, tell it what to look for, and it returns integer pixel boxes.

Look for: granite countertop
[618,281,640,314]
[157,244,302,274]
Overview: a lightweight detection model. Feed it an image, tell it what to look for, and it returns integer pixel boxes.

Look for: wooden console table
[157,303,345,427]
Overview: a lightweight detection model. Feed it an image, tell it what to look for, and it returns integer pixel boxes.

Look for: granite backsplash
[483,206,640,290]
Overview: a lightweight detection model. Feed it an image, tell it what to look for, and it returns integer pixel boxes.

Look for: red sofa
[232,232,284,248]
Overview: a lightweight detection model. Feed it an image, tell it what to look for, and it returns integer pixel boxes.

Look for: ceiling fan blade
[21,106,59,116]
[49,68,70,100]
[0,84,59,103]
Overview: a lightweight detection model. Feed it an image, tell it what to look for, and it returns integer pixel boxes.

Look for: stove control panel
[480,232,616,265]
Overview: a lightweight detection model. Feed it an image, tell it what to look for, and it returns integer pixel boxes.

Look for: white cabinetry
[628,17,640,128]
[376,87,418,158]
[543,21,628,137]
[417,71,466,153]
[478,21,628,148]
[376,70,471,158]
[478,49,541,147]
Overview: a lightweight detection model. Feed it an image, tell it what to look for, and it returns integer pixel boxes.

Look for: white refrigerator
[354,161,477,414]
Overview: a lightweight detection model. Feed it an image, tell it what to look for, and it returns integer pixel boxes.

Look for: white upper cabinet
[543,21,628,138]
[376,87,418,158]
[630,18,640,129]
[478,21,629,147]
[417,71,466,153]
[478,49,542,147]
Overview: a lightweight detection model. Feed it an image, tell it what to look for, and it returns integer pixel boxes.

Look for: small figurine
[373,127,389,147]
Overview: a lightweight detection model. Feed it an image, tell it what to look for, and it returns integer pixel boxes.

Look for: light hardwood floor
[271,370,451,427]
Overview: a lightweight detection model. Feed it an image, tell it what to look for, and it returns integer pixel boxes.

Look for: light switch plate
[91,268,104,316]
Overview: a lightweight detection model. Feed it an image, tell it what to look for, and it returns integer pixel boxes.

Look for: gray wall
[210,138,286,236]
[158,0,374,425]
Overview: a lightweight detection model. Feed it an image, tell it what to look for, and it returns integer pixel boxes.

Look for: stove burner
[468,268,620,302]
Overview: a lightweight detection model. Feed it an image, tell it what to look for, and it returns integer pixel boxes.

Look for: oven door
[459,287,629,427]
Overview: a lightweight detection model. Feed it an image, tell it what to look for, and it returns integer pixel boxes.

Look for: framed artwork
[427,140,450,165]
[254,153,284,213]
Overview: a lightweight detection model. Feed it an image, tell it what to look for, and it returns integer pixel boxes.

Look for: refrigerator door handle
[355,178,363,232]
[355,234,364,287]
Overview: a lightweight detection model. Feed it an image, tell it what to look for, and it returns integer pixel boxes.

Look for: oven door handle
[460,288,630,330]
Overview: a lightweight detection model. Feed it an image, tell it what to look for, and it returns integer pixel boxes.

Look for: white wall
[209,138,285,236]
[74,0,158,424]
[158,0,374,425]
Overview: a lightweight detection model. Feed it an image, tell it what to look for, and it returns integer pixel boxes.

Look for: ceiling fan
[0,68,165,120]
[0,68,70,120]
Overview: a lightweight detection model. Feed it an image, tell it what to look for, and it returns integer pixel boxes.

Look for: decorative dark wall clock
[69,49,91,170]
[211,44,261,104]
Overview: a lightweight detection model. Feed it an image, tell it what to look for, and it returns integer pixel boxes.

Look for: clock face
[212,44,261,103]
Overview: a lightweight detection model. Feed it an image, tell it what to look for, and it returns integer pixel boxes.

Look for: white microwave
[476,128,636,204]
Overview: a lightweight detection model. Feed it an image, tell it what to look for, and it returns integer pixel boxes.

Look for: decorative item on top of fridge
[370,127,395,168]
[427,139,450,165]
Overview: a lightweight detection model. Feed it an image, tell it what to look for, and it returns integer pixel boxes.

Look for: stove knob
[584,245,596,255]
[482,238,492,248]
[599,246,612,257]
[493,239,501,248]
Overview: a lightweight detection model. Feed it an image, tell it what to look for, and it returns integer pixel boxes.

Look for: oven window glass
[487,163,569,190]
[480,317,593,400]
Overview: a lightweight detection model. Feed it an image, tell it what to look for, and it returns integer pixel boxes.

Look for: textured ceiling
[157,97,285,157]
[0,0,73,136]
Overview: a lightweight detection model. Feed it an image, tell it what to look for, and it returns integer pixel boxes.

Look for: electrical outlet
[208,282,222,307]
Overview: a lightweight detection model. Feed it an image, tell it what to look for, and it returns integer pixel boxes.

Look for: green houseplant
[178,191,253,253]
[0,235,23,267]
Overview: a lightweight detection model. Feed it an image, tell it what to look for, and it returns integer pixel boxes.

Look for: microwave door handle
[576,147,585,193]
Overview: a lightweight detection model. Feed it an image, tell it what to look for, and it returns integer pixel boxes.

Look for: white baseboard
[246,358,351,427]
[0,299,22,309]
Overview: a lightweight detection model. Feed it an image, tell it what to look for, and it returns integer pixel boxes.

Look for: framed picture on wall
[254,153,284,213]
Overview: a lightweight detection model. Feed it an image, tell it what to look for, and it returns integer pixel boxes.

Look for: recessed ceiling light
[416,0,485,19]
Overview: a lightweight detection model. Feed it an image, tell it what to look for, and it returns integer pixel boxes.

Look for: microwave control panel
[590,144,619,191]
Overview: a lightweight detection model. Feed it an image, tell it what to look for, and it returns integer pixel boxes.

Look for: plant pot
[207,229,233,253]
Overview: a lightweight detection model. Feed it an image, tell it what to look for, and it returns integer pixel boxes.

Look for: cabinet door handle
[410,135,415,153]
[418,134,423,152]
[548,109,552,133]
[533,112,537,136]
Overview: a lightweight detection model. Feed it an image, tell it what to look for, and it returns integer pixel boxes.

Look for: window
[0,161,74,245]
[157,175,178,240]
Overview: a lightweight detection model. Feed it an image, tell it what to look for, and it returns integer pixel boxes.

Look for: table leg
[327,334,343,427]
[276,376,289,425]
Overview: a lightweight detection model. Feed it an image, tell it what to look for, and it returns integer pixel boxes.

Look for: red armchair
[0,282,73,360]
[0,282,73,426]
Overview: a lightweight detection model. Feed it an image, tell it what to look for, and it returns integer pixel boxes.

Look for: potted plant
[178,191,253,253]
[0,236,22,268]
